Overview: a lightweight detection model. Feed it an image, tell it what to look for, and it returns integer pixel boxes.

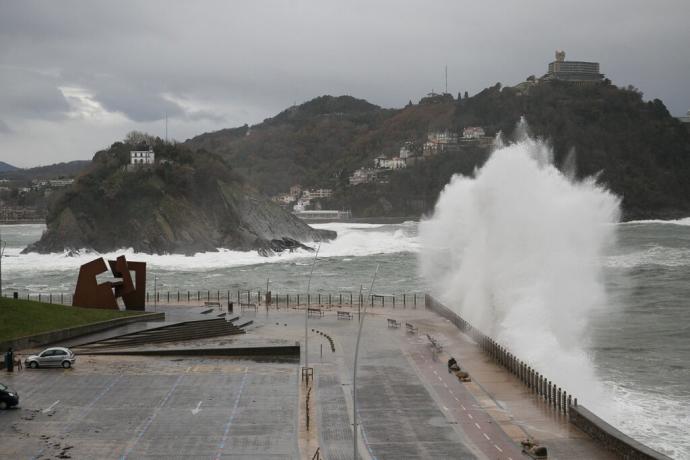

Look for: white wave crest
[4,222,419,275]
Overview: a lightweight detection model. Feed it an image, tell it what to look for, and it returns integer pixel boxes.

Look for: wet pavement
[0,302,616,459]
[0,356,299,459]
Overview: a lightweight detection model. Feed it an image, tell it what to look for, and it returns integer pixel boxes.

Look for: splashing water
[419,124,621,409]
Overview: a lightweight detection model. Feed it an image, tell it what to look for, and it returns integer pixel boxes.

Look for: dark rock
[23,145,336,255]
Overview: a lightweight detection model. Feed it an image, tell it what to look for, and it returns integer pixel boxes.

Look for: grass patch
[0,297,143,342]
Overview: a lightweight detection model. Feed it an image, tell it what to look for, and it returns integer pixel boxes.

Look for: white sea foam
[605,381,690,458]
[622,217,690,226]
[419,122,621,411]
[4,222,419,275]
[605,246,690,268]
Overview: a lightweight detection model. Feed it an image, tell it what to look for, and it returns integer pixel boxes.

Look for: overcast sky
[1,0,689,168]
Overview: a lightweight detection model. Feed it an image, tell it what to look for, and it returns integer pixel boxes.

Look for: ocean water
[1,219,688,458]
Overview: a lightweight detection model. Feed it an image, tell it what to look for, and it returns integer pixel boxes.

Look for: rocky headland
[24,140,335,255]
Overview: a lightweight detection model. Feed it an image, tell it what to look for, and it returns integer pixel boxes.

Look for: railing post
[547,382,551,403]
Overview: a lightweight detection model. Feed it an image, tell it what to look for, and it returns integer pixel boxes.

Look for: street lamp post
[304,244,320,372]
[0,229,6,299]
[353,265,379,459]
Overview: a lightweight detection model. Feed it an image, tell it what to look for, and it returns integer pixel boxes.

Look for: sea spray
[419,126,621,409]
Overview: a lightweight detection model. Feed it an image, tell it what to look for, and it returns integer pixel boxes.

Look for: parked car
[25,347,77,369]
[0,383,19,409]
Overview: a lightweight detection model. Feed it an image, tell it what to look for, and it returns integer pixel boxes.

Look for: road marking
[33,375,122,460]
[494,445,503,452]
[437,376,443,382]
[442,382,448,388]
[433,370,438,375]
[454,397,459,402]
[442,406,448,411]
[461,404,466,410]
[215,367,249,460]
[467,413,473,419]
[449,390,454,395]
[185,366,192,373]
[474,422,481,430]
[483,433,491,441]
[191,400,203,415]
[42,400,60,414]
[121,375,183,459]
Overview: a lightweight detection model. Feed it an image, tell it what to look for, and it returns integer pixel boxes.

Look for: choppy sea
[1,220,688,458]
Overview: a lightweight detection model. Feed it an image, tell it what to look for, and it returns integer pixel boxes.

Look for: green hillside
[186,84,690,220]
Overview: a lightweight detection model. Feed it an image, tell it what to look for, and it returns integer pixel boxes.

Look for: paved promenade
[0,302,616,459]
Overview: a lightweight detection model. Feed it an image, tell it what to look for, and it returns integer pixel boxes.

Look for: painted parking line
[42,400,60,414]
[494,445,503,452]
[474,422,481,430]
[121,374,184,460]
[32,375,122,460]
[483,433,491,441]
[214,367,249,460]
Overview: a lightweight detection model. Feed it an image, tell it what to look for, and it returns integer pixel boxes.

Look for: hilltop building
[130,148,155,165]
[544,50,603,83]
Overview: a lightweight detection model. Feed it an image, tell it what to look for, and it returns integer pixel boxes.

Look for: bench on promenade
[308,307,324,318]
[387,318,401,328]
[240,303,257,311]
[337,311,352,320]
[405,322,418,334]
[204,301,221,309]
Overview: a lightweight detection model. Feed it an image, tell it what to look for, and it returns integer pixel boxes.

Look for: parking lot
[0,355,299,459]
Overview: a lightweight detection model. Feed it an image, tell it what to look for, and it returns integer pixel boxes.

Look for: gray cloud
[1,0,689,167]
[0,119,11,134]
[0,67,70,120]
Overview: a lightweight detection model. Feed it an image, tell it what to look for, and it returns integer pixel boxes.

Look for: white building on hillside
[427,130,458,144]
[349,168,378,185]
[462,127,485,139]
[303,188,333,200]
[130,149,155,165]
[374,156,406,170]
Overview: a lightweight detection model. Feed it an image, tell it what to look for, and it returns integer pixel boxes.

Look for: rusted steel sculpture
[72,255,146,310]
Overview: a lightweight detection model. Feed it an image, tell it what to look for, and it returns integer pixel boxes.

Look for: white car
[25,347,77,369]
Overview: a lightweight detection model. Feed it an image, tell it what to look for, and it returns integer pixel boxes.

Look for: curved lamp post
[353,264,379,459]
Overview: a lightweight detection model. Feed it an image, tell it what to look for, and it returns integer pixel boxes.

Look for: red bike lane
[403,335,525,460]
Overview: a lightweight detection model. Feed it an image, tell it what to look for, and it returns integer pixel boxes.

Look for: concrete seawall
[425,294,672,460]
[0,312,165,352]
[570,406,672,460]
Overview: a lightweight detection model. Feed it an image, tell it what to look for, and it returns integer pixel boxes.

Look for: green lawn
[0,297,142,342]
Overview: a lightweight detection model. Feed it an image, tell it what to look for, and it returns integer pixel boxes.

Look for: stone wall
[0,312,164,353]
[425,294,672,460]
[570,405,672,460]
